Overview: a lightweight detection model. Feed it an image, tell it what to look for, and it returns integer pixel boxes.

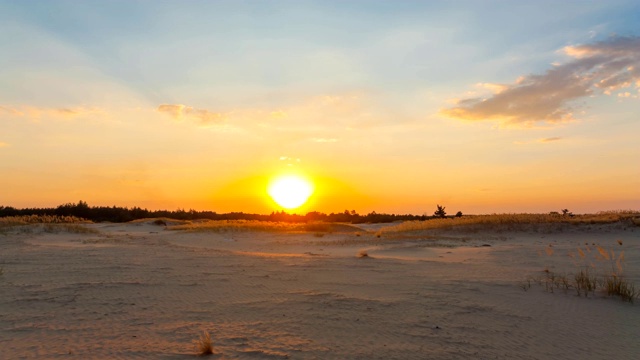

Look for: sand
[1,221,639,359]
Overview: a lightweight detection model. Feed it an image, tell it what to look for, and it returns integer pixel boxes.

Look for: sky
[1,0,639,215]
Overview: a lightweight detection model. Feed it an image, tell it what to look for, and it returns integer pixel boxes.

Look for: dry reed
[530,240,638,303]
[196,331,213,356]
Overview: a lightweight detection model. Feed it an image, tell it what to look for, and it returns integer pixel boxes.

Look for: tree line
[0,201,444,224]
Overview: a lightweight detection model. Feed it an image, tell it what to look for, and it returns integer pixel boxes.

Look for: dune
[0,219,639,359]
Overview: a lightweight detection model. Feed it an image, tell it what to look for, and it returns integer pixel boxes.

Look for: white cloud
[442,36,640,126]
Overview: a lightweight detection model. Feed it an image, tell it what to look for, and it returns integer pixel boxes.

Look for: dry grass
[169,220,302,233]
[42,223,100,234]
[0,215,89,226]
[195,331,213,356]
[379,211,640,234]
[604,275,638,302]
[168,220,362,234]
[0,216,96,234]
[529,240,639,303]
[573,268,598,297]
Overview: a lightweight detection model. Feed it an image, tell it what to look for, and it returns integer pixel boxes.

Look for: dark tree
[455,211,463,217]
[434,204,447,218]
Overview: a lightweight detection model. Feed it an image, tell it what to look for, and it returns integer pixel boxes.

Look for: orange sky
[1,1,639,214]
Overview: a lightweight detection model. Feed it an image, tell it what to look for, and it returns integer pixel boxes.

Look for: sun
[267,175,314,209]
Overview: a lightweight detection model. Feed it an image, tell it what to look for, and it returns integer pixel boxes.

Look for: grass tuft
[357,250,369,258]
[574,268,597,297]
[604,275,638,303]
[196,331,213,356]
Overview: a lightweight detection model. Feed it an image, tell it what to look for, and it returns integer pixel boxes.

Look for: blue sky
[1,1,639,213]
[5,1,637,106]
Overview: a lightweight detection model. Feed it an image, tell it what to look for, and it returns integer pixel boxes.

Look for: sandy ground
[1,221,639,359]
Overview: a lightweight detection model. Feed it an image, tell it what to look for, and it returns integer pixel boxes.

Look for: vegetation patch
[380,210,639,234]
[0,216,96,234]
[524,240,639,303]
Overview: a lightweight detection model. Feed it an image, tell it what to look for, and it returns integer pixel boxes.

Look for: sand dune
[1,221,639,359]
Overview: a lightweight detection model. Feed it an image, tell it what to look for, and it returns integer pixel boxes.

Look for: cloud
[156,92,388,135]
[441,36,640,126]
[0,105,96,119]
[514,137,563,145]
[157,104,225,126]
[475,82,508,94]
[539,137,562,143]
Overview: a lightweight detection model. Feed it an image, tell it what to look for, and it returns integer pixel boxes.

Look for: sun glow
[267,175,314,209]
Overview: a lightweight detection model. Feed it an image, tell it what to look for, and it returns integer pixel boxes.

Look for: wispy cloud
[156,93,381,134]
[514,137,564,145]
[0,105,97,119]
[157,104,225,126]
[441,36,640,126]
[539,137,562,143]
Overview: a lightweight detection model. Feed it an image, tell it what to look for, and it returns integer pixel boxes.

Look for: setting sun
[267,175,314,209]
